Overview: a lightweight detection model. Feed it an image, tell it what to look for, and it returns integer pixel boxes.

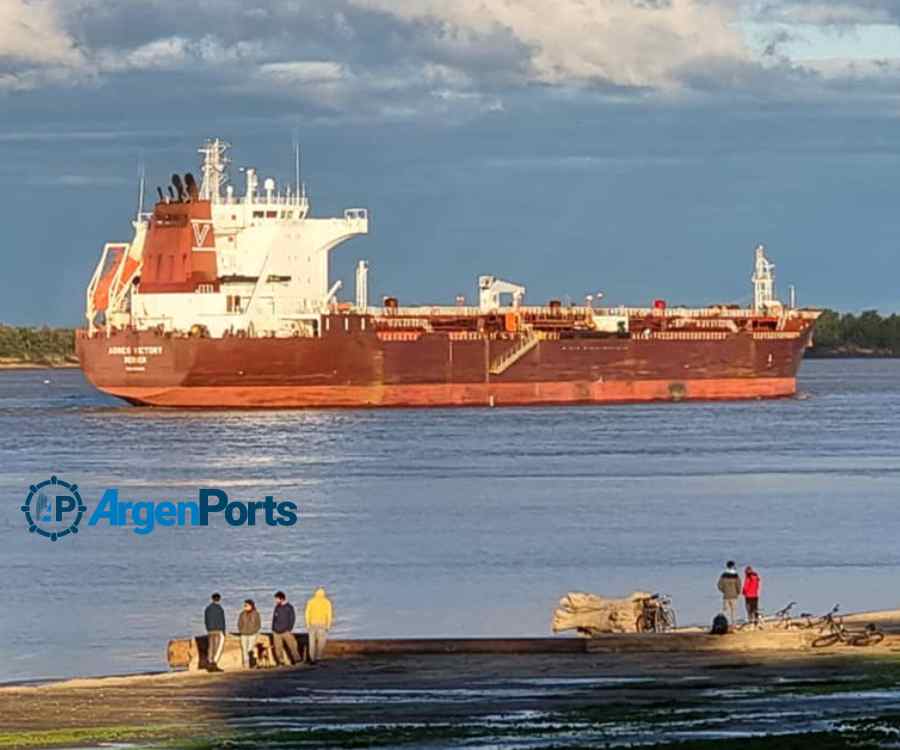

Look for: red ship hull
[76,316,812,408]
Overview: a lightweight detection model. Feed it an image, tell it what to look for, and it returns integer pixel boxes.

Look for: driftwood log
[552,591,652,636]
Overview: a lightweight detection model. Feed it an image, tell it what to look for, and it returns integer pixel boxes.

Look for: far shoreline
[806,349,900,359]
[0,361,79,370]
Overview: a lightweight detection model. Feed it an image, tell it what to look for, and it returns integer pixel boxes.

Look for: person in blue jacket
[271,591,302,666]
[204,593,226,672]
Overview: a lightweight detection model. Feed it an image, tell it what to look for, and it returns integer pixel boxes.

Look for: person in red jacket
[743,566,761,624]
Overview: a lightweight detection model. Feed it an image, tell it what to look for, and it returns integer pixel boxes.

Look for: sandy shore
[4,645,900,748]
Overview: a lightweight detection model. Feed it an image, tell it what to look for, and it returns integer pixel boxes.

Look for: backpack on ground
[710,613,729,635]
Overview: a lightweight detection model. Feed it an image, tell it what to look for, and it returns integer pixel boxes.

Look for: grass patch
[0,724,186,748]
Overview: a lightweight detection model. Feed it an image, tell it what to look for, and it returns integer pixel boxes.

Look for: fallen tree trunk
[552,591,652,635]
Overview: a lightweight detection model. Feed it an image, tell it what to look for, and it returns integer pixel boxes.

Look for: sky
[2,0,900,325]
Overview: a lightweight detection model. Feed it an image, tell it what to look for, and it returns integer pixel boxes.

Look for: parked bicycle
[636,594,677,633]
[789,606,834,630]
[811,604,885,648]
[770,601,799,629]
[736,600,798,631]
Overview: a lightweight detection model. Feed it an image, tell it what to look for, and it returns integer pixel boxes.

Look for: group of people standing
[203,588,334,672]
[717,561,761,626]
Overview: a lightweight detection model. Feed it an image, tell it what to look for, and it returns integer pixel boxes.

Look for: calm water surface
[1,359,898,682]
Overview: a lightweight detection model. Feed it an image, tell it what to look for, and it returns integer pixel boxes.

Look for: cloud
[0,0,754,100]
[351,0,751,90]
[752,1,898,26]
[0,0,82,66]
[257,61,347,85]
[0,0,86,90]
[1,0,900,115]
[24,174,132,187]
[94,35,266,73]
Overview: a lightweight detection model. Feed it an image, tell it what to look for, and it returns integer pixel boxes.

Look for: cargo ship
[77,139,819,408]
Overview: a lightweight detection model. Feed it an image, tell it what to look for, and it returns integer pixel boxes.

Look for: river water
[1,359,898,682]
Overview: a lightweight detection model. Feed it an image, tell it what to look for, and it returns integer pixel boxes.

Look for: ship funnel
[184,172,199,201]
[172,174,185,202]
[166,186,175,201]
[156,186,164,202]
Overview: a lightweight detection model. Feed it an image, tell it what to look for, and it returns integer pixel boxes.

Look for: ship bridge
[86,138,368,337]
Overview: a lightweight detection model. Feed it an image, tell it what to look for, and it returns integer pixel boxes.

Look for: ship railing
[369,305,816,322]
[375,317,433,330]
[377,306,484,317]
[221,194,311,209]
[752,331,803,339]
[669,318,740,332]
[489,325,540,375]
[650,331,731,341]
[376,305,758,319]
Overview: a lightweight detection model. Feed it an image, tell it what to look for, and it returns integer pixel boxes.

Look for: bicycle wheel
[665,608,677,631]
[813,633,841,648]
[850,631,885,647]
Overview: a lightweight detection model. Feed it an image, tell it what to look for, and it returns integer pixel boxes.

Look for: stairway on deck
[489,328,539,375]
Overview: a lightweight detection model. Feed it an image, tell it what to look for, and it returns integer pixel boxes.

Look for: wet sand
[4,646,900,748]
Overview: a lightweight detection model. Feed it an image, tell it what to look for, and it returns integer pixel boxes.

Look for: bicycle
[769,601,798,629]
[635,593,677,633]
[735,600,798,631]
[811,604,885,648]
[791,607,829,630]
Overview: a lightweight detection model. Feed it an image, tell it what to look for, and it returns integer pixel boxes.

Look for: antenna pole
[136,160,145,222]
[296,143,301,201]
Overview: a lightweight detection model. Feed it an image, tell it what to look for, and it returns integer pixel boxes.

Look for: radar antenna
[198,138,231,203]
[752,244,778,312]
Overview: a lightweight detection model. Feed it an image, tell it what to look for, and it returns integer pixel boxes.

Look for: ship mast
[198,138,230,203]
[752,244,776,312]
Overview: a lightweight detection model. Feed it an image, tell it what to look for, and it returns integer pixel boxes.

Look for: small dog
[254,640,277,669]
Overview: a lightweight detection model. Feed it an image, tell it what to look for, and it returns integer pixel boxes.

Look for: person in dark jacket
[742,566,761,625]
[204,593,226,672]
[272,591,302,666]
[716,561,742,626]
[237,599,262,668]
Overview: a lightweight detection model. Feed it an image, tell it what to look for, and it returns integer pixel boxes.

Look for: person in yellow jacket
[305,587,333,663]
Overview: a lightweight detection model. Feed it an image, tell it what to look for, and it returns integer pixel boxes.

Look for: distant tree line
[0,325,76,364]
[809,310,900,357]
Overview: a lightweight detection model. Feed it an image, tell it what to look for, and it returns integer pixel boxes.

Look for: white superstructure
[89,139,368,337]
